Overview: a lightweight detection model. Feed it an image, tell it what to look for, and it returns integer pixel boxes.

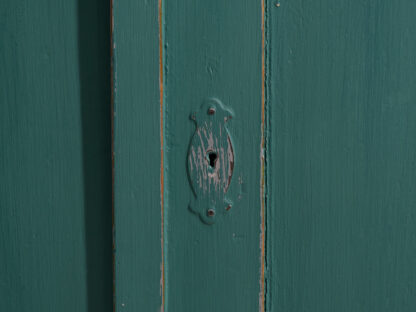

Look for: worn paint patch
[187,98,234,224]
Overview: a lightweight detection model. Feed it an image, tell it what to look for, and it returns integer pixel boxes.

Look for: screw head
[208,107,216,115]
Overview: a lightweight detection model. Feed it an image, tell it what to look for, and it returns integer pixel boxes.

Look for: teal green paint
[112,0,162,311]
[187,98,235,225]
[113,1,263,311]
[268,0,416,311]
[0,0,112,311]
[164,1,262,311]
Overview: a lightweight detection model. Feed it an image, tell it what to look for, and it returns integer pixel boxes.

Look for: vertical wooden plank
[112,0,162,310]
[163,1,263,311]
[0,0,112,311]
[114,1,265,310]
[268,0,416,311]
[114,1,264,310]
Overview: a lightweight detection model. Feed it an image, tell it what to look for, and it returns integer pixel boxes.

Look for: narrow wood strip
[259,0,266,310]
[113,1,161,310]
[158,0,165,310]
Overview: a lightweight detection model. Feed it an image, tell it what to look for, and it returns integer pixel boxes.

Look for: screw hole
[208,107,216,115]
[207,209,215,217]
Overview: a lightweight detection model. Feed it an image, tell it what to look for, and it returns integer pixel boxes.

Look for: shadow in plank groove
[77,0,113,311]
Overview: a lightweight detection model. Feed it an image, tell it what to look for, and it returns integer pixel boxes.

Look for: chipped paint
[187,98,234,224]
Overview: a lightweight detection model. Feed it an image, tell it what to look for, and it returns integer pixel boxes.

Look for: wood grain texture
[0,0,112,311]
[112,0,162,311]
[164,1,262,311]
[267,0,416,311]
[114,0,264,311]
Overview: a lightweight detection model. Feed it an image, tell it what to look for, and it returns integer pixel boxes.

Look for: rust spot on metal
[208,107,216,115]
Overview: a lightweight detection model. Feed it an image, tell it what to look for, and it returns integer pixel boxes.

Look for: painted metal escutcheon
[187,98,234,224]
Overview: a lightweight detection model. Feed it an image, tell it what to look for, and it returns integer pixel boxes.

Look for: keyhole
[208,152,218,168]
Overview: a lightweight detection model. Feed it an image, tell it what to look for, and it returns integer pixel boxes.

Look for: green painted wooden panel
[267,0,416,311]
[112,0,162,311]
[113,0,264,311]
[0,0,112,311]
[115,0,416,311]
[164,1,262,311]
